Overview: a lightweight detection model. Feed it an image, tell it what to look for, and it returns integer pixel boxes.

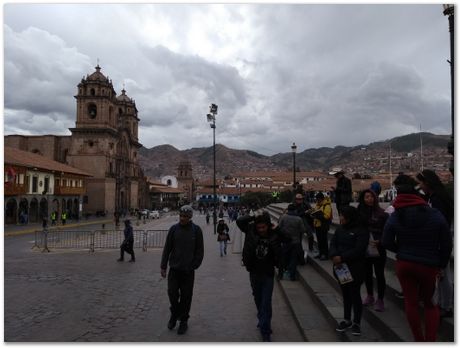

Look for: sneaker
[129,259,135,263]
[395,291,404,299]
[177,321,188,335]
[167,316,177,330]
[351,323,361,336]
[319,256,328,261]
[117,258,124,262]
[314,254,322,259]
[262,334,271,342]
[374,299,385,312]
[336,320,353,332]
[362,295,375,306]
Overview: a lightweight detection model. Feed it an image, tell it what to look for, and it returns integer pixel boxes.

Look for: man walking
[117,219,135,262]
[237,211,282,342]
[161,205,204,335]
[331,169,352,216]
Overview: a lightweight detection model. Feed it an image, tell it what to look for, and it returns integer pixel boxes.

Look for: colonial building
[176,161,195,204]
[5,64,148,215]
[4,147,92,224]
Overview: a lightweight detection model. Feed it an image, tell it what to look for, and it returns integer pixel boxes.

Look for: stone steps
[265,203,454,342]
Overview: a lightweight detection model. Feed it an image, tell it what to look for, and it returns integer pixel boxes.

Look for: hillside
[138,133,450,179]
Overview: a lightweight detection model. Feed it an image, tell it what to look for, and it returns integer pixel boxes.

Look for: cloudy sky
[3,3,452,155]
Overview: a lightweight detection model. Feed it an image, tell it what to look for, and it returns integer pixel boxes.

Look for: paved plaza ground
[4,214,303,342]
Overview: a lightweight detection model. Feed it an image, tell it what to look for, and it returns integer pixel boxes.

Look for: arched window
[88,103,97,119]
[90,88,95,96]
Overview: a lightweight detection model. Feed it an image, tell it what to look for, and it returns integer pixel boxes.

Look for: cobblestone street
[5,214,303,342]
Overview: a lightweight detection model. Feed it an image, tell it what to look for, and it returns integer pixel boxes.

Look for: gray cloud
[3,4,451,155]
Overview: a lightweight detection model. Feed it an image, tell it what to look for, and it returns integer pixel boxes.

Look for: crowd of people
[155,169,452,342]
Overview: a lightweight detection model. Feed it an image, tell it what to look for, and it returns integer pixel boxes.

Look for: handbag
[366,234,380,257]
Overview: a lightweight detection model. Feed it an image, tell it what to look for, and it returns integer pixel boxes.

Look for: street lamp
[291,142,297,191]
[443,4,454,176]
[207,103,218,235]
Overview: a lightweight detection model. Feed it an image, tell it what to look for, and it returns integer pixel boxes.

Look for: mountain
[139,133,450,179]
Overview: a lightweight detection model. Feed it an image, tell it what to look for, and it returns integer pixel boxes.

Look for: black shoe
[129,259,135,262]
[117,258,124,262]
[351,323,361,336]
[177,321,188,335]
[314,254,321,259]
[395,291,404,299]
[319,256,328,261]
[167,316,177,330]
[336,320,353,332]
[262,334,271,342]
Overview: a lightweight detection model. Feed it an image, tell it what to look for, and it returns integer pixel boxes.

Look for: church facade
[5,65,149,215]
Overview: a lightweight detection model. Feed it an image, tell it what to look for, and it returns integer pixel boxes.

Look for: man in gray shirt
[278,203,307,280]
[160,205,204,335]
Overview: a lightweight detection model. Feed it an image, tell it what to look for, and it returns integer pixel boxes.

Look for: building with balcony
[4,147,92,225]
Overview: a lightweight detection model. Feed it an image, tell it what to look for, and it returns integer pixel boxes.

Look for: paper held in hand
[333,263,354,285]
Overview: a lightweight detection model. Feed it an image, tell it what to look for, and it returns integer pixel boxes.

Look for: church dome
[87,64,107,81]
[117,88,132,103]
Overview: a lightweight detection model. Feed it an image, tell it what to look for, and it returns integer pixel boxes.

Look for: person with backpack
[278,203,307,280]
[217,219,231,256]
[311,192,333,260]
[160,205,204,335]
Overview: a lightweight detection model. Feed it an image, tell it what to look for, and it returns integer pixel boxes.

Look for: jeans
[364,254,386,299]
[396,260,440,342]
[282,243,298,278]
[249,273,274,335]
[219,241,227,256]
[168,269,195,322]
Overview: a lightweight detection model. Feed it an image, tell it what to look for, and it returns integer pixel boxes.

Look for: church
[5,64,150,215]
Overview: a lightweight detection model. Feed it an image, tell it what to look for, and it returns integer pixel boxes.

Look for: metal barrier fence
[32,229,169,252]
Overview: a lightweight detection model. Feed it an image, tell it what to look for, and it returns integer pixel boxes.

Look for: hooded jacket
[382,194,452,268]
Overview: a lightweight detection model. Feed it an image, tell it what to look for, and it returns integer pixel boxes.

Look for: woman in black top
[329,206,369,336]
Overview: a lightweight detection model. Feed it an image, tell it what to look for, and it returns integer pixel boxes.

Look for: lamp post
[207,103,218,235]
[443,4,454,176]
[291,142,297,191]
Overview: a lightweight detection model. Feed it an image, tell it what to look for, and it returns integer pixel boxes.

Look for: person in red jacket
[382,174,452,342]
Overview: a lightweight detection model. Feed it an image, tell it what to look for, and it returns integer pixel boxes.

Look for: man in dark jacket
[237,211,282,342]
[117,219,135,262]
[161,205,204,335]
[331,170,352,215]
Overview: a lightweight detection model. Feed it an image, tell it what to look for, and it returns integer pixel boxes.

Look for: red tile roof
[4,147,92,177]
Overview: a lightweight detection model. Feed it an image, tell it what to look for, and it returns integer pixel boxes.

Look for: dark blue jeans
[282,243,298,279]
[249,273,274,335]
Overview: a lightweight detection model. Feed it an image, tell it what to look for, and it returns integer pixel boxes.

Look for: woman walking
[329,206,369,336]
[382,174,452,342]
[357,189,389,312]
